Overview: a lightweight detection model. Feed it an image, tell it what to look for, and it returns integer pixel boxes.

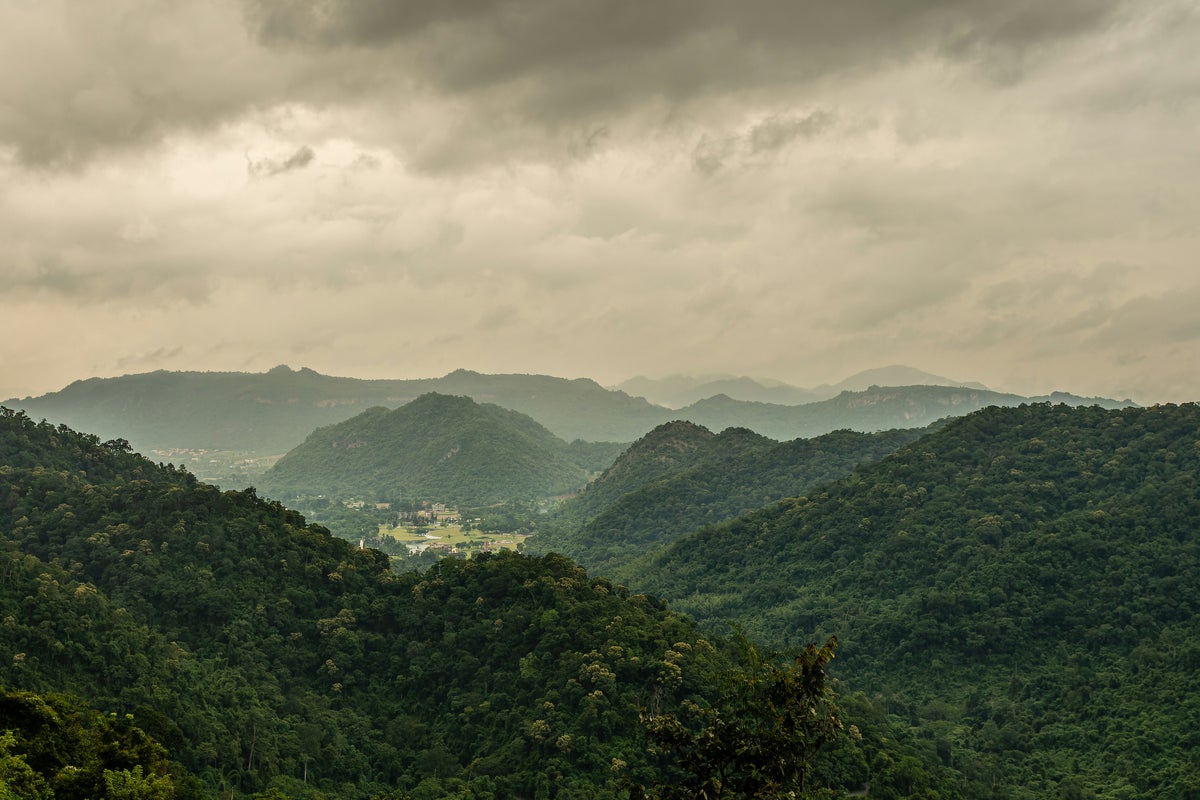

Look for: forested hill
[0,407,970,799]
[626,402,1200,797]
[259,393,599,505]
[0,407,727,799]
[559,421,774,522]
[529,426,930,581]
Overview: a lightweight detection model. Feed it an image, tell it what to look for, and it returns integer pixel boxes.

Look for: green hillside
[0,407,738,798]
[626,402,1200,798]
[260,393,595,506]
[558,422,774,523]
[529,426,930,581]
[0,406,972,799]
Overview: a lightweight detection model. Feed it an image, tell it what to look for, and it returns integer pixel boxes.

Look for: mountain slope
[626,402,1200,797]
[0,406,744,799]
[529,426,931,580]
[559,421,774,522]
[0,405,976,799]
[260,393,594,505]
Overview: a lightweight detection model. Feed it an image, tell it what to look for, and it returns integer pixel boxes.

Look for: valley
[7,3,1194,798]
[0,369,1195,800]
[378,522,527,556]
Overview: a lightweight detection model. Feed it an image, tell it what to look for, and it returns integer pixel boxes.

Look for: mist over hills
[5,366,1133,482]
[613,375,825,408]
[614,365,989,408]
[666,384,1130,443]
[3,366,663,455]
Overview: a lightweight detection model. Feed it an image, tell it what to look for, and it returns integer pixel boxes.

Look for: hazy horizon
[3,1,1198,404]
[4,362,1139,409]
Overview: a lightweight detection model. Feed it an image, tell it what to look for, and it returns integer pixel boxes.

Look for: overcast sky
[2,0,1198,403]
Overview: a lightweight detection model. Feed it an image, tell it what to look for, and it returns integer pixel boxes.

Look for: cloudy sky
[2,0,1198,403]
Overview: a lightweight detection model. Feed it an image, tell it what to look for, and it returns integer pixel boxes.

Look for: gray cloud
[2,0,1198,406]
[691,109,835,174]
[0,0,1129,170]
[748,112,834,154]
[248,0,1126,92]
[248,145,315,177]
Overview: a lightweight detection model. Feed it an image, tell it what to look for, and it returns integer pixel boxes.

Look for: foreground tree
[630,636,843,800]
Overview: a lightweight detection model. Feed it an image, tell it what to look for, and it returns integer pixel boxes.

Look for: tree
[630,636,843,800]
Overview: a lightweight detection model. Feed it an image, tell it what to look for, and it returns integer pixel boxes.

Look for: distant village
[341,498,516,558]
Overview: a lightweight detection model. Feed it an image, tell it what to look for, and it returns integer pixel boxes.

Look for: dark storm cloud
[4,0,1196,405]
[235,0,1129,174]
[0,0,1128,170]
[0,2,281,168]
[248,0,1126,97]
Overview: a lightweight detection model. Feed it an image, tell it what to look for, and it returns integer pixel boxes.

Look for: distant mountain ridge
[7,367,1134,473]
[614,365,988,407]
[5,366,665,454]
[671,384,1130,442]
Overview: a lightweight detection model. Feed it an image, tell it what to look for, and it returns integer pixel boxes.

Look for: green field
[380,523,527,554]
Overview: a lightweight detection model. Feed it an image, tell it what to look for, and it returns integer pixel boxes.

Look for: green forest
[260,394,623,506]
[5,400,1200,798]
[528,422,930,580]
[623,403,1200,798]
[2,407,949,799]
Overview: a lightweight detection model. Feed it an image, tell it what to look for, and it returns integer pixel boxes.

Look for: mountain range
[613,365,990,408]
[3,393,1200,798]
[6,366,1132,483]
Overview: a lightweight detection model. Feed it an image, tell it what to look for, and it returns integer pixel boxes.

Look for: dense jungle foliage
[3,407,957,799]
[552,422,773,524]
[260,394,607,506]
[0,686,198,800]
[529,423,928,581]
[627,402,1200,799]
